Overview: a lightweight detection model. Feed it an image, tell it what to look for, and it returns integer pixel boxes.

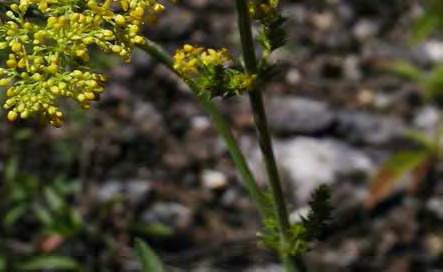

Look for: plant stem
[137,39,268,217]
[234,1,301,271]
[196,95,269,215]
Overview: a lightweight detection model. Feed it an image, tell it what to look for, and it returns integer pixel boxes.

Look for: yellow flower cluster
[0,0,167,126]
[173,45,231,77]
[173,44,256,98]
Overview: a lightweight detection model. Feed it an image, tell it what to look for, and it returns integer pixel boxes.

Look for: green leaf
[367,149,432,207]
[411,0,443,41]
[5,156,18,182]
[13,128,33,141]
[18,256,79,271]
[404,131,435,150]
[412,13,439,42]
[4,204,27,227]
[135,238,165,272]
[34,204,54,226]
[387,61,423,81]
[131,223,173,237]
[423,65,443,104]
[0,256,5,270]
[302,185,332,242]
[44,187,64,212]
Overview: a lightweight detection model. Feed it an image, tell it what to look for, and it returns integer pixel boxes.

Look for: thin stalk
[196,95,269,216]
[137,39,268,217]
[234,0,301,271]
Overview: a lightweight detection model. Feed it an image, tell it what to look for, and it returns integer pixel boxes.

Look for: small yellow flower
[173,44,256,98]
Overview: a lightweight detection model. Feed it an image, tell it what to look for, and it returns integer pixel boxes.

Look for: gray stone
[336,110,405,145]
[353,19,379,41]
[267,97,334,135]
[274,137,374,204]
[96,179,151,204]
[142,202,192,229]
[201,169,228,190]
[132,101,164,137]
[427,197,443,219]
[413,106,439,135]
[415,41,443,64]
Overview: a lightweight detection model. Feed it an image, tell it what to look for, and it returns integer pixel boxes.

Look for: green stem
[234,1,301,271]
[137,39,268,217]
[196,95,268,216]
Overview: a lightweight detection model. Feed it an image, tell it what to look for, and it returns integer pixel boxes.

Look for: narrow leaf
[18,256,79,270]
[366,149,432,208]
[386,61,422,81]
[135,238,165,272]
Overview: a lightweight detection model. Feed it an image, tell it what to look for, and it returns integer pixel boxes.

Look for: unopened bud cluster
[0,0,167,126]
[249,0,279,23]
[173,44,256,98]
[249,0,286,53]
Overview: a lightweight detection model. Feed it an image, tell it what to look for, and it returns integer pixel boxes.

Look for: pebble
[274,137,374,204]
[96,179,152,204]
[142,202,192,230]
[201,169,228,190]
[335,110,405,145]
[353,19,379,41]
[413,106,439,135]
[267,97,334,135]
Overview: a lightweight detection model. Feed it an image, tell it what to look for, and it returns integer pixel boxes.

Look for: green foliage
[387,62,443,107]
[412,0,443,41]
[374,1,443,205]
[17,255,80,271]
[388,61,422,81]
[257,14,287,54]
[173,45,256,99]
[131,222,174,237]
[2,159,82,236]
[135,238,165,272]
[367,147,432,207]
[249,0,286,55]
[301,185,333,242]
[260,185,333,257]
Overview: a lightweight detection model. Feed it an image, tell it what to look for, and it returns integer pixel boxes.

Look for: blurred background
[1,0,443,271]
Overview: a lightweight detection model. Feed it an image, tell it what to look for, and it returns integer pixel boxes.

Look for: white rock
[201,169,228,190]
[421,41,443,63]
[274,137,374,204]
[289,206,311,224]
[413,106,439,135]
[353,19,379,41]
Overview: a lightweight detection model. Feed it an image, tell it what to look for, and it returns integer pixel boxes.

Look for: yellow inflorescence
[173,44,256,98]
[0,0,168,126]
[173,45,231,77]
[174,44,256,97]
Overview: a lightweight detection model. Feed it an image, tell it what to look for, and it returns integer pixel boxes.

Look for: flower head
[0,0,168,126]
[173,44,256,98]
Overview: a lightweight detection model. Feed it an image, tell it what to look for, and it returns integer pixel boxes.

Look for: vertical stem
[234,1,300,271]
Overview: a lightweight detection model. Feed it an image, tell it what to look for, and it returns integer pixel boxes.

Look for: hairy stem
[138,39,268,217]
[234,0,302,271]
